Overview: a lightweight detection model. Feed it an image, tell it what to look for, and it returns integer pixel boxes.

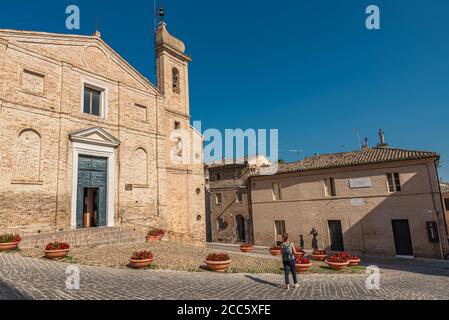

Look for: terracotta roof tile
[276,147,438,174]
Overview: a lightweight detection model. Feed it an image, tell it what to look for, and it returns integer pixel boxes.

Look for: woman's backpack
[281,242,294,262]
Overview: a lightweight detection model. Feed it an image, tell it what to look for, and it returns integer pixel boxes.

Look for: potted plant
[325,255,350,270]
[0,234,21,251]
[294,249,305,258]
[204,253,231,272]
[311,250,327,261]
[129,250,154,269]
[335,252,351,260]
[146,229,165,242]
[269,246,282,256]
[44,242,70,260]
[240,243,253,253]
[295,257,312,273]
[348,255,361,266]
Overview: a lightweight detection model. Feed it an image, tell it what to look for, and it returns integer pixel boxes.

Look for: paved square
[1,253,448,300]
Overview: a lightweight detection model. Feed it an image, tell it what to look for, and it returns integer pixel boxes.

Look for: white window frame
[324,177,336,197]
[215,193,223,205]
[272,183,282,201]
[81,79,108,118]
[387,172,401,193]
[236,192,244,203]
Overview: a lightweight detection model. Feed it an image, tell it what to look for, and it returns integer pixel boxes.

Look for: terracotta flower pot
[205,260,231,272]
[294,251,305,258]
[146,235,160,243]
[295,263,312,273]
[44,249,70,260]
[0,242,20,251]
[240,246,253,253]
[129,258,154,269]
[269,249,282,256]
[348,259,361,267]
[325,260,350,270]
[311,254,327,261]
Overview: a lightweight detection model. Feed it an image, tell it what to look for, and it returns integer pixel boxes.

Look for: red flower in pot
[44,242,70,260]
[325,254,350,270]
[311,250,327,261]
[205,253,231,272]
[0,234,21,251]
[294,249,305,258]
[295,256,312,273]
[130,250,154,269]
[269,246,282,256]
[348,255,361,266]
[240,243,254,253]
[147,229,165,242]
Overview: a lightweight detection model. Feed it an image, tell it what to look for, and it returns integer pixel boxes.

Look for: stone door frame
[70,141,116,230]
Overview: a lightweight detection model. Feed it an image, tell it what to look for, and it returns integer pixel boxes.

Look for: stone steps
[19,227,147,249]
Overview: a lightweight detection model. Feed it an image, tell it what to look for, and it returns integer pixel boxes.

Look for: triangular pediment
[0,29,160,95]
[70,127,120,148]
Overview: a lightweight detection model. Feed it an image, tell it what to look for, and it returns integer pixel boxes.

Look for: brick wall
[0,29,205,244]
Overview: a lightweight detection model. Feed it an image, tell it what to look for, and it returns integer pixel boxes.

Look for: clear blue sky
[1,0,449,180]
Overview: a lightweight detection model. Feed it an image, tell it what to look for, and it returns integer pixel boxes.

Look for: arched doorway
[236,215,246,242]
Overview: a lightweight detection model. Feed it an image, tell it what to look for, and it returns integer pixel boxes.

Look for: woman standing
[281,233,299,289]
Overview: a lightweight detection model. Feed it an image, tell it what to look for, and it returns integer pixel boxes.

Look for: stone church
[0,22,205,244]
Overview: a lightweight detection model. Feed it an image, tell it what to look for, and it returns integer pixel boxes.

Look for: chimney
[377,129,389,148]
[362,137,369,149]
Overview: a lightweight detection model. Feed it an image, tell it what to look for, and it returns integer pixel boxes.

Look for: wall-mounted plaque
[350,198,364,206]
[349,178,372,189]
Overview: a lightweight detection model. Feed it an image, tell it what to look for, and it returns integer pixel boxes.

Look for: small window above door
[83,85,105,117]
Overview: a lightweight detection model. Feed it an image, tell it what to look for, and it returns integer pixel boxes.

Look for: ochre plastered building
[0,23,205,244]
[250,146,449,259]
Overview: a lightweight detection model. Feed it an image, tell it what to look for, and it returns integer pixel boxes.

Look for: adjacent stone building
[0,22,205,244]
[441,182,449,236]
[250,144,449,259]
[205,156,270,243]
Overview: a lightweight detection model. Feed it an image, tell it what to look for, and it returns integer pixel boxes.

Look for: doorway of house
[391,220,414,256]
[328,220,344,251]
[83,187,99,228]
[236,215,246,242]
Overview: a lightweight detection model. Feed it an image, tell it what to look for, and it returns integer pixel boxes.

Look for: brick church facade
[0,23,205,244]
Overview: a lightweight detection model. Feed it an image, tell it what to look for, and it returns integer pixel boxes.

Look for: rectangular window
[174,121,181,130]
[215,193,222,205]
[272,183,282,201]
[84,86,102,116]
[324,178,337,197]
[387,173,401,192]
[216,173,221,181]
[275,220,286,235]
[444,198,449,211]
[236,192,244,203]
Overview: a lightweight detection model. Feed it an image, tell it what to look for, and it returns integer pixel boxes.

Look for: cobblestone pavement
[1,253,448,300]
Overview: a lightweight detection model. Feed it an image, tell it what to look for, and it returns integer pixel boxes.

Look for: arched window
[13,129,41,182]
[172,68,180,93]
[134,148,148,185]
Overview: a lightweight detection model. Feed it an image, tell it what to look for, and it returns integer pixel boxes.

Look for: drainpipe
[426,160,445,260]
[434,160,449,258]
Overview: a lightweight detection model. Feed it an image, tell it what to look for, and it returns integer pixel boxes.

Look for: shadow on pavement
[0,279,32,300]
[360,256,449,277]
[244,275,282,288]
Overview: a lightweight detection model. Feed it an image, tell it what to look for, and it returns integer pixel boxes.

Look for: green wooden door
[76,155,108,229]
